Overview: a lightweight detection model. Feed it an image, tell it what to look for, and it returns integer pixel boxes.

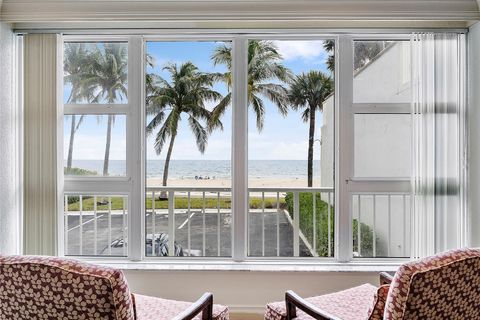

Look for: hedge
[285,192,375,257]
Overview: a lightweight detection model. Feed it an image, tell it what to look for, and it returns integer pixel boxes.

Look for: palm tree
[146,62,223,189]
[83,43,128,176]
[353,41,390,71]
[210,40,292,131]
[323,40,335,73]
[323,39,391,72]
[64,43,94,171]
[288,71,333,187]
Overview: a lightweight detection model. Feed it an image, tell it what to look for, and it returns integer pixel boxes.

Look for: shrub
[64,167,98,176]
[353,218,374,257]
[285,192,375,257]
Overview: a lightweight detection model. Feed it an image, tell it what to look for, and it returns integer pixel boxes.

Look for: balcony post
[168,190,175,256]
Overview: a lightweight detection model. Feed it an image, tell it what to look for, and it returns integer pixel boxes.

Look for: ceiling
[1,0,479,29]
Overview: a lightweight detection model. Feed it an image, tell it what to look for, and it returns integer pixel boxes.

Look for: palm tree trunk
[67,115,76,170]
[160,133,177,199]
[103,115,113,176]
[307,106,316,188]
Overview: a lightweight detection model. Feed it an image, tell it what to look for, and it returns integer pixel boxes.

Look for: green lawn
[67,196,285,211]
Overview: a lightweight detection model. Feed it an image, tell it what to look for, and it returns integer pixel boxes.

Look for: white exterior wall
[320,95,334,188]
[320,42,412,257]
[353,42,411,104]
[321,41,412,188]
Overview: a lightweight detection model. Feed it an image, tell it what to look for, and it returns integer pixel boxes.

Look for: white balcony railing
[64,195,128,257]
[63,188,411,259]
[352,193,411,258]
[145,186,335,258]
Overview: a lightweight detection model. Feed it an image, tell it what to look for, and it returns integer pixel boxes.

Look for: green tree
[210,40,292,131]
[323,39,391,72]
[323,40,335,73]
[63,43,94,171]
[353,41,390,71]
[146,62,223,189]
[83,43,128,176]
[288,71,333,187]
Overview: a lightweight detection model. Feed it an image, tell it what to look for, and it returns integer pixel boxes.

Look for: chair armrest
[285,290,342,320]
[379,272,394,285]
[173,292,214,320]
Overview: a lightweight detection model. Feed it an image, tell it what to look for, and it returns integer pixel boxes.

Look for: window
[246,39,335,258]
[348,40,412,258]
[144,40,232,257]
[62,39,133,257]
[59,34,462,264]
[64,115,127,177]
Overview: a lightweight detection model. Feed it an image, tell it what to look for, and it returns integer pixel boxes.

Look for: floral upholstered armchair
[265,248,480,320]
[0,255,229,320]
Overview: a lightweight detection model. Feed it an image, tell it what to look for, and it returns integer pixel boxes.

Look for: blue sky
[64,40,332,161]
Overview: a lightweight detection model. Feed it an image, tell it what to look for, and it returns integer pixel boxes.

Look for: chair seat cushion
[265,283,377,320]
[132,294,229,320]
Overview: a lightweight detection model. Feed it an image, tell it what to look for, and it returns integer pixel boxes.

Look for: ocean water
[69,160,322,179]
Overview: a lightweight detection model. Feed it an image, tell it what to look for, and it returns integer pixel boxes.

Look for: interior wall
[468,22,480,247]
[0,22,20,255]
[123,270,379,314]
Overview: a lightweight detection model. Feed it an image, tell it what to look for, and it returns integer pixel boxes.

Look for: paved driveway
[66,209,313,257]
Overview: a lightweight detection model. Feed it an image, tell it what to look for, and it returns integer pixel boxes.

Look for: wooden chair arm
[379,272,394,285]
[285,290,342,320]
[173,292,214,320]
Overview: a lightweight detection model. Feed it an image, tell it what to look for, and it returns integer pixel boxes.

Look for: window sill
[79,258,402,272]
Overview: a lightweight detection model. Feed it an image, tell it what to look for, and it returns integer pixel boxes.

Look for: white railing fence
[63,188,411,259]
[352,193,411,258]
[64,195,128,257]
[144,187,334,258]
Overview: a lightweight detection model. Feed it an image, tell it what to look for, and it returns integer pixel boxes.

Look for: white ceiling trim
[1,0,479,23]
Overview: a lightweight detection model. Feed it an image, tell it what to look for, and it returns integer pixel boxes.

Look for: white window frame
[58,30,464,265]
[60,35,141,259]
[344,35,414,261]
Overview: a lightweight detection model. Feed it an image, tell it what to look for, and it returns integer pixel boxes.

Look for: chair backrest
[0,255,135,320]
[384,248,480,320]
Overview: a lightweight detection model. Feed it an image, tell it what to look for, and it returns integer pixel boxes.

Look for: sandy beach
[147,177,324,188]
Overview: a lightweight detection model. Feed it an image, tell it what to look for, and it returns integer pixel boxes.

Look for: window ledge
[80,259,402,273]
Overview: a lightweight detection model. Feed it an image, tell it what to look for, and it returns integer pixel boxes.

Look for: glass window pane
[64,194,128,257]
[353,41,411,104]
[144,41,232,257]
[354,114,411,178]
[64,115,126,177]
[352,193,411,258]
[64,42,128,104]
[247,40,335,257]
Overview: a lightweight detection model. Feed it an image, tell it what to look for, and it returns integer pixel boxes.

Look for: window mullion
[231,37,248,262]
[57,35,65,257]
[127,35,144,261]
[64,104,129,115]
[336,35,354,262]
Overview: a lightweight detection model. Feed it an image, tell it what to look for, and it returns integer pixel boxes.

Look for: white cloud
[274,41,327,61]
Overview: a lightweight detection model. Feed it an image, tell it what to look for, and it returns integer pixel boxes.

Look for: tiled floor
[230,313,263,320]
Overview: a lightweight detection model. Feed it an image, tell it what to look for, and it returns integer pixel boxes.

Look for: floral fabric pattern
[133,294,229,320]
[384,248,480,320]
[0,255,134,320]
[265,283,377,320]
[367,285,389,320]
[0,255,230,320]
